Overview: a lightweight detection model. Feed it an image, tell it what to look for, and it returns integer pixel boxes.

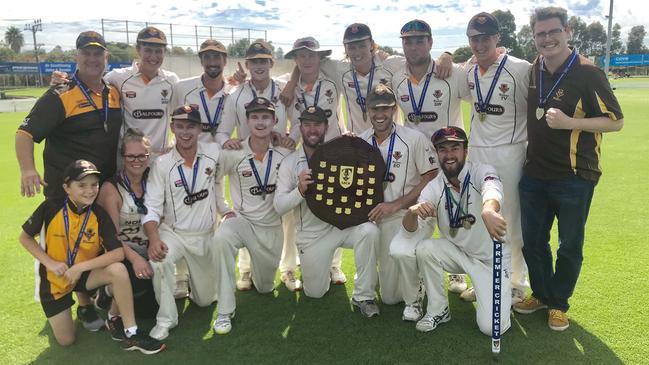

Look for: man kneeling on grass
[19,160,165,354]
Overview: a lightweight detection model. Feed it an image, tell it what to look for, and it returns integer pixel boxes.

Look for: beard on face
[204,67,223,79]
[302,134,325,149]
[440,158,465,180]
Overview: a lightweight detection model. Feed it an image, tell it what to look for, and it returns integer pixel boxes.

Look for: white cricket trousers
[297,222,378,301]
[469,143,529,292]
[417,237,512,336]
[238,213,342,273]
[150,224,218,328]
[215,217,283,315]
[376,215,419,305]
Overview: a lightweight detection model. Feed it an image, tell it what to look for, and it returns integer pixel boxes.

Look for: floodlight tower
[24,19,43,86]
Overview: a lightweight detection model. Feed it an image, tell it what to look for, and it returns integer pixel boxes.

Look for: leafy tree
[568,16,587,52]
[4,26,24,54]
[171,46,187,56]
[377,45,401,56]
[627,25,647,54]
[452,46,473,63]
[44,45,76,62]
[492,10,522,58]
[274,47,284,59]
[0,46,15,62]
[106,42,137,63]
[185,47,194,55]
[517,25,537,62]
[582,21,607,57]
[611,23,624,55]
[227,38,251,58]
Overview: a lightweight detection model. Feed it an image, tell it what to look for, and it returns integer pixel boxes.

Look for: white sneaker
[330,267,347,285]
[511,287,526,304]
[149,324,170,341]
[173,279,190,299]
[236,271,252,291]
[459,287,476,302]
[280,271,302,292]
[402,303,424,322]
[448,274,467,294]
[416,307,451,332]
[213,312,235,335]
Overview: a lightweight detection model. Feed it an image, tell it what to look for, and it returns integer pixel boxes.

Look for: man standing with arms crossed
[274,106,380,317]
[514,7,623,331]
[463,12,531,303]
[358,84,437,321]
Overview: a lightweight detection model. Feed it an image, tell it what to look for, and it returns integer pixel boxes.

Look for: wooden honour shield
[306,135,386,230]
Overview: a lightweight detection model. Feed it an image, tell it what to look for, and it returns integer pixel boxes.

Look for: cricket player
[397,126,512,335]
[172,39,233,144]
[358,84,437,321]
[274,106,380,317]
[143,105,229,340]
[212,97,292,334]
[215,39,301,293]
[462,12,531,303]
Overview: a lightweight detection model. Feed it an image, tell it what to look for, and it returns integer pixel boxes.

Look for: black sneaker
[77,305,104,332]
[93,286,112,311]
[121,332,166,355]
[106,316,125,341]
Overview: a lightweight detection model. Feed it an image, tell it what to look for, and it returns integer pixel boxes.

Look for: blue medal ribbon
[444,172,471,228]
[351,61,375,117]
[371,130,396,182]
[474,55,508,116]
[177,157,200,203]
[121,171,147,214]
[62,197,92,267]
[248,150,274,200]
[407,62,434,121]
[301,80,322,109]
[199,90,225,130]
[539,49,578,108]
[73,74,110,132]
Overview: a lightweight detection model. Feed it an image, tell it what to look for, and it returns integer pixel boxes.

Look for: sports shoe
[459,287,476,302]
[121,332,166,354]
[330,267,347,285]
[236,272,253,291]
[448,274,467,294]
[402,302,424,322]
[548,309,569,331]
[511,287,526,305]
[77,305,105,332]
[351,298,380,318]
[513,295,548,314]
[416,307,451,332]
[174,279,190,299]
[213,312,235,335]
[93,285,112,311]
[106,316,125,341]
[280,271,302,292]
[149,324,170,341]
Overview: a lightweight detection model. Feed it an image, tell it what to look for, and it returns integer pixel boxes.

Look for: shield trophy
[306,135,386,230]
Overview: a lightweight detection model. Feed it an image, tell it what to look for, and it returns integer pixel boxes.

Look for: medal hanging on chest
[444,172,471,238]
[537,50,578,121]
[249,150,274,200]
[351,62,375,122]
[474,56,508,123]
[178,157,200,206]
[407,64,434,125]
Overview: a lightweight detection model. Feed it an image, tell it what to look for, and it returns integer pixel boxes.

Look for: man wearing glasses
[514,7,624,331]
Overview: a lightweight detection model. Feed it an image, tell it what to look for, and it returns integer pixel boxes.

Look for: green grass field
[1,87,648,364]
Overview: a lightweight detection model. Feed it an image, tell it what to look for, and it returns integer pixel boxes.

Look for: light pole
[24,19,43,87]
[604,0,614,79]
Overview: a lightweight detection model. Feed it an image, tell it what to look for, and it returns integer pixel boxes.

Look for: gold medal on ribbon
[449,228,458,238]
[479,112,487,122]
[536,107,545,120]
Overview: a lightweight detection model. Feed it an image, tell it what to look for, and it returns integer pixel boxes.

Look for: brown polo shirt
[525,53,623,182]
